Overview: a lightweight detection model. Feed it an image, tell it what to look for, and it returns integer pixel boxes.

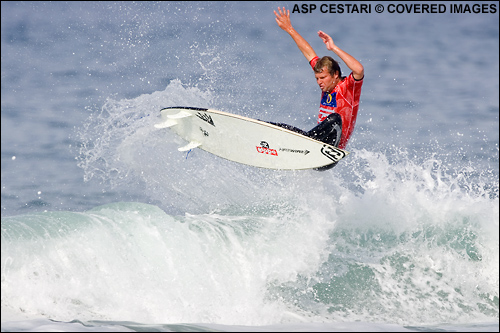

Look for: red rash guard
[310,56,363,149]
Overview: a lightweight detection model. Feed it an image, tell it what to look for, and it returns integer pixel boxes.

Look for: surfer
[273,6,364,152]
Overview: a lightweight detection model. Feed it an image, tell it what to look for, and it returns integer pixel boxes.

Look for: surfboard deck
[154,107,348,170]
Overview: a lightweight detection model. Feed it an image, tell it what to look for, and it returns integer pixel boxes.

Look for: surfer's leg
[308,113,342,171]
[306,113,342,147]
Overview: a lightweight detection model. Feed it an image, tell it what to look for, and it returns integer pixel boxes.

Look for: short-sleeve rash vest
[310,56,363,149]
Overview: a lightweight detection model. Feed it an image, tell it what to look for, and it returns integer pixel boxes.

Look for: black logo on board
[279,148,310,155]
[196,112,215,126]
[321,145,345,162]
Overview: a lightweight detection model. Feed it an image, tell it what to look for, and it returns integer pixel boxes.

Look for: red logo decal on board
[256,146,278,156]
[256,141,278,156]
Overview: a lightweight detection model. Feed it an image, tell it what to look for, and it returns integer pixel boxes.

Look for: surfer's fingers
[277,6,288,17]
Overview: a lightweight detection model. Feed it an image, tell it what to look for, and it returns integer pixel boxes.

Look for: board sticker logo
[321,145,345,162]
[256,141,278,156]
[196,112,215,126]
[199,127,209,137]
[279,148,310,155]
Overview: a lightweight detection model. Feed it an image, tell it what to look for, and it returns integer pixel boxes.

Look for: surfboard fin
[154,110,193,128]
[154,119,177,128]
[178,141,201,151]
[167,110,193,119]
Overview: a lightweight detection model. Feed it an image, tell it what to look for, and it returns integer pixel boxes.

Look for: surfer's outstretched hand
[274,7,293,32]
[318,30,336,51]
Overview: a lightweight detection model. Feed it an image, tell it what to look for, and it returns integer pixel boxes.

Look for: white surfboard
[154,107,348,170]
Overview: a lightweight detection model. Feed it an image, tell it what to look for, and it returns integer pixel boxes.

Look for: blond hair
[313,56,343,78]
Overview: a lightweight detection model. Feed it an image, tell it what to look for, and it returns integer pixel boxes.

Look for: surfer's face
[315,67,337,92]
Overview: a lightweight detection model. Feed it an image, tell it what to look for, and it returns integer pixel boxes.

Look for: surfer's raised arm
[317,30,364,80]
[274,7,317,62]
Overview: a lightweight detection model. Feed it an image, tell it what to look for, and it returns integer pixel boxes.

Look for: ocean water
[1,1,498,332]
